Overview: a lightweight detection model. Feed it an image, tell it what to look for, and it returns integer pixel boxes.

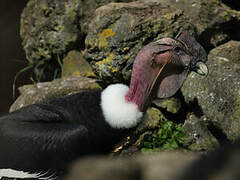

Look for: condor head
[126,32,208,111]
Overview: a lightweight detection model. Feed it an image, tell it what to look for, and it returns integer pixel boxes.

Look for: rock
[183,114,219,151]
[20,0,136,81]
[181,40,240,142]
[84,1,195,83]
[137,107,164,133]
[66,152,199,180]
[10,76,101,112]
[61,50,96,78]
[20,0,81,63]
[66,156,142,180]
[153,97,182,114]
[141,0,240,49]
[20,0,82,80]
[78,0,137,34]
[178,140,240,180]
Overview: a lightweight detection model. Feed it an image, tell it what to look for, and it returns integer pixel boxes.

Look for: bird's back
[0,90,129,178]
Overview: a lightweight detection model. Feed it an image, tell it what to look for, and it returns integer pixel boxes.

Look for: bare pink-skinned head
[125,32,208,112]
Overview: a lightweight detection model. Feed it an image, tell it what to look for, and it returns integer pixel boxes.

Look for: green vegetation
[13,56,62,98]
[141,120,187,152]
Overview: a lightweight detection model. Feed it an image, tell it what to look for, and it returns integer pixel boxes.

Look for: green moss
[141,120,187,152]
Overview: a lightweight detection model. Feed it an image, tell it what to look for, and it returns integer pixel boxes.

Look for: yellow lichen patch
[123,47,130,52]
[96,53,119,73]
[98,29,115,48]
[111,67,119,72]
[124,55,130,60]
[96,53,115,66]
[40,5,48,10]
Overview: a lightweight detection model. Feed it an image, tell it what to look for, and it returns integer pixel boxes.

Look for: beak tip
[195,62,208,76]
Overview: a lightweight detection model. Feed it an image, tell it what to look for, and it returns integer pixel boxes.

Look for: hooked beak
[194,62,208,76]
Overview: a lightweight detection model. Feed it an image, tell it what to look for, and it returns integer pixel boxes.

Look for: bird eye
[174,46,186,57]
[174,46,181,53]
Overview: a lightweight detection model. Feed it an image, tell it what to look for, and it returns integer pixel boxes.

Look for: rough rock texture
[61,50,96,78]
[182,41,240,142]
[20,0,136,81]
[20,0,82,63]
[78,0,137,34]
[66,152,199,180]
[142,0,240,49]
[10,76,101,112]
[153,97,182,114]
[84,1,195,83]
[183,114,219,151]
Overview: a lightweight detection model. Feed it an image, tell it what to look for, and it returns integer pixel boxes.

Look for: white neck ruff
[101,84,143,129]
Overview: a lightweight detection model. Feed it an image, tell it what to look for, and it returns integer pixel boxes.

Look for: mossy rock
[20,0,136,81]
[153,97,182,114]
[61,50,96,78]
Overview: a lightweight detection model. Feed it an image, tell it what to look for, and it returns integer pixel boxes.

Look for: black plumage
[0,90,129,177]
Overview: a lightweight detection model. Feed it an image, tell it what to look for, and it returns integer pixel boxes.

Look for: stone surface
[78,0,137,34]
[182,40,240,141]
[20,0,81,63]
[10,76,101,112]
[153,97,182,114]
[183,114,219,151]
[66,152,199,180]
[142,0,240,49]
[61,50,96,78]
[84,1,195,83]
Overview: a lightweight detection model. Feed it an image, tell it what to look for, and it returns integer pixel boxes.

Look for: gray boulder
[182,40,240,142]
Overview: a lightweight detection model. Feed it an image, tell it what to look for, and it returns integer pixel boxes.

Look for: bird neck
[125,81,150,112]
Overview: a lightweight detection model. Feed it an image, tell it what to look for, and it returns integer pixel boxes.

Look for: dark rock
[84,1,195,83]
[65,152,199,180]
[179,140,240,180]
[182,40,240,142]
[10,76,101,112]
[221,0,240,11]
[183,114,219,151]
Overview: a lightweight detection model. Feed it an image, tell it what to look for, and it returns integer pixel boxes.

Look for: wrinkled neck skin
[125,83,150,113]
[125,71,155,113]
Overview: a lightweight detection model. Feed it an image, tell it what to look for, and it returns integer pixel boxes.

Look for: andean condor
[0,32,208,179]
